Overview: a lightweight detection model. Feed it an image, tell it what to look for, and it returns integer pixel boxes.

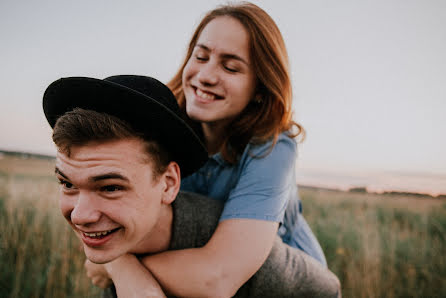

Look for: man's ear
[160,161,181,205]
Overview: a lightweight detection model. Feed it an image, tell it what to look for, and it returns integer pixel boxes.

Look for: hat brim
[43,77,207,177]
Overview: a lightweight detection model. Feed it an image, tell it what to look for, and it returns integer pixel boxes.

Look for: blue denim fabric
[280,197,327,267]
[181,133,327,267]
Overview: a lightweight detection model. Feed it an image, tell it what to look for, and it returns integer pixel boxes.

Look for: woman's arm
[140,136,297,297]
[101,136,293,297]
[141,219,278,298]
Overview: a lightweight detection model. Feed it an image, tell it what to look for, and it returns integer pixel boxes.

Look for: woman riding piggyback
[169,1,327,269]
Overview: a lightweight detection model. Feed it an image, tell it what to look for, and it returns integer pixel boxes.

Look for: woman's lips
[194,87,223,103]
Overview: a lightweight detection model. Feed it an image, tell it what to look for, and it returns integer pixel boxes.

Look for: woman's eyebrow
[195,43,249,66]
[195,43,211,51]
[221,53,249,66]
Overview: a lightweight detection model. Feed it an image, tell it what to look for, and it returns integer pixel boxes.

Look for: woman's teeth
[196,89,216,100]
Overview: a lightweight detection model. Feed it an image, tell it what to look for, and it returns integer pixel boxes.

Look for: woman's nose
[197,62,219,86]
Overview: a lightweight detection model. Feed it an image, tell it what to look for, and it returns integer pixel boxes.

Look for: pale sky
[1,0,445,178]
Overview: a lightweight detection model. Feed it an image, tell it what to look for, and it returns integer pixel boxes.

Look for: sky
[1,0,445,192]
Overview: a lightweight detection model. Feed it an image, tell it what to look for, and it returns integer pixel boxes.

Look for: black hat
[43,75,207,177]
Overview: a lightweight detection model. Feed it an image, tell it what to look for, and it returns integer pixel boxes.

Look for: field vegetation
[301,187,446,298]
[0,155,100,297]
[1,155,445,297]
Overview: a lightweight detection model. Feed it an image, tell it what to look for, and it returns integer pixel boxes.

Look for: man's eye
[101,185,123,192]
[59,180,74,189]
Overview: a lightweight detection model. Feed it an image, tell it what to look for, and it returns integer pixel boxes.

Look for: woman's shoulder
[246,131,297,157]
[235,132,297,171]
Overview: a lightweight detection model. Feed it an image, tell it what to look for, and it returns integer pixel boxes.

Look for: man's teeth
[84,230,113,238]
[196,89,216,100]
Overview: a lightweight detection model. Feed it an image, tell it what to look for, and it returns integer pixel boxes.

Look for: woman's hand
[85,253,166,298]
[85,259,112,289]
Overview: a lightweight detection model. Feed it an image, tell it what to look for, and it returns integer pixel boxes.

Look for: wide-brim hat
[43,75,207,177]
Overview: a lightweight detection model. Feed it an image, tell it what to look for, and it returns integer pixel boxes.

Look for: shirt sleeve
[219,134,297,223]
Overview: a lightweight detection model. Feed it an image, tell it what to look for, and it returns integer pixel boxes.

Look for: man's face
[55,138,167,264]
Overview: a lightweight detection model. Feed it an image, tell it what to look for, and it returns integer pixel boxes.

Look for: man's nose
[197,61,219,86]
[70,191,101,226]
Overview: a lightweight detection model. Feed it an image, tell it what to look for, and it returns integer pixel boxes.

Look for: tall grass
[1,156,445,297]
[301,188,446,298]
[0,165,100,298]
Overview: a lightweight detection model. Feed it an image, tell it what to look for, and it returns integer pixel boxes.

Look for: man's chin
[83,246,122,264]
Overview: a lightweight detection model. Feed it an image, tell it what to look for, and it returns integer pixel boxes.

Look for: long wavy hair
[168,2,304,164]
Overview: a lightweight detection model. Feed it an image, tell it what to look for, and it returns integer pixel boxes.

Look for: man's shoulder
[170,191,224,250]
[175,191,224,210]
[174,191,224,223]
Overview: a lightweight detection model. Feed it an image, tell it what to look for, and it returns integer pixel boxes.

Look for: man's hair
[52,108,172,178]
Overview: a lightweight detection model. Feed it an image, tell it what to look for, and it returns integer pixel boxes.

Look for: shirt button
[278,225,287,236]
[207,171,212,179]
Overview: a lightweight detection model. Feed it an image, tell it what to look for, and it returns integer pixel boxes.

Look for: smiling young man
[43,75,340,297]
[54,137,176,264]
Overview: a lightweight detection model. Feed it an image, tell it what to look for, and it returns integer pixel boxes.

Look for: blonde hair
[168,2,304,163]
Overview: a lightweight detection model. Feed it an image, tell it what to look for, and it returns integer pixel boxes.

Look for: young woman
[87,2,326,297]
[169,1,326,265]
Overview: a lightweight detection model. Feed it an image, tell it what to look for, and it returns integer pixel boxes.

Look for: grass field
[0,156,101,297]
[301,187,446,298]
[1,155,445,297]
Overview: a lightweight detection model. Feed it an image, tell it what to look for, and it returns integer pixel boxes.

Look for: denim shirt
[181,133,327,266]
[181,133,299,227]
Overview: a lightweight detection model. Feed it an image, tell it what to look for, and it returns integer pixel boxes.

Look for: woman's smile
[182,16,256,127]
[195,87,224,103]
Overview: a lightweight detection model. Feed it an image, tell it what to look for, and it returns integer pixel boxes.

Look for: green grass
[0,172,101,298]
[1,156,445,297]
[301,188,446,298]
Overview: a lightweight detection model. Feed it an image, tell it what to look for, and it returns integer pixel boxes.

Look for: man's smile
[82,227,121,238]
[79,227,122,247]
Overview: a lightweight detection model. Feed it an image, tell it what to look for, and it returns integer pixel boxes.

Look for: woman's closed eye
[222,60,242,73]
[224,65,239,73]
[195,54,208,61]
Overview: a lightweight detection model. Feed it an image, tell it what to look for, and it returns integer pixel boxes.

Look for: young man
[43,75,341,297]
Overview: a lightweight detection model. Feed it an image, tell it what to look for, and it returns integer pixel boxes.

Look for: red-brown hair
[168,2,304,163]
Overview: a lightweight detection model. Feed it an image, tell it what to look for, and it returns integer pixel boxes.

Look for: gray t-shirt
[104,191,341,297]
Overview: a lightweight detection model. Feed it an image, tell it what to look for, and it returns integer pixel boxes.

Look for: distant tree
[349,187,367,193]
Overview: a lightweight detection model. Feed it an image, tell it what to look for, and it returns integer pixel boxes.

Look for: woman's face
[182,16,257,128]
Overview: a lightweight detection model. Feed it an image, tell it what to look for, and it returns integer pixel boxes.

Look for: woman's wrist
[104,253,138,278]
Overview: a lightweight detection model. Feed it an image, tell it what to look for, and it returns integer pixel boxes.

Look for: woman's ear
[160,161,181,205]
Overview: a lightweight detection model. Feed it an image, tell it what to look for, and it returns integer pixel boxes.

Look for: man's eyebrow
[195,43,249,66]
[90,173,130,183]
[55,167,68,179]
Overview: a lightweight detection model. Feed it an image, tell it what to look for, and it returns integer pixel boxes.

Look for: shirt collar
[209,152,226,166]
